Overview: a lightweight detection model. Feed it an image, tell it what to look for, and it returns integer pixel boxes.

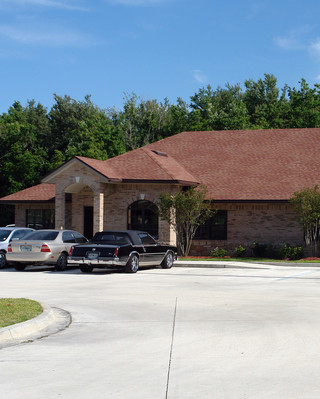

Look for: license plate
[21,245,32,252]
[87,252,98,260]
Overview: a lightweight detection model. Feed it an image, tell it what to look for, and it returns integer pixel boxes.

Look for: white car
[0,227,34,268]
[7,229,88,271]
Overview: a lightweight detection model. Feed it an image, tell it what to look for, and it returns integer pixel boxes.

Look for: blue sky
[1,0,320,113]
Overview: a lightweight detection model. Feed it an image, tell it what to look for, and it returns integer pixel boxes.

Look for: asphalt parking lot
[1,263,320,399]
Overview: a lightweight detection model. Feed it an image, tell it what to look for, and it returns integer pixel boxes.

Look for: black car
[68,230,178,273]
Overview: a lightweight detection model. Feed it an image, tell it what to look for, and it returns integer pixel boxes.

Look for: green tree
[157,185,215,256]
[243,73,289,128]
[290,185,320,255]
[48,94,125,169]
[189,83,251,131]
[287,79,320,128]
[110,93,175,151]
[0,101,49,197]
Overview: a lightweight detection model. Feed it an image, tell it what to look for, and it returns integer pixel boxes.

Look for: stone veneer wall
[190,202,303,256]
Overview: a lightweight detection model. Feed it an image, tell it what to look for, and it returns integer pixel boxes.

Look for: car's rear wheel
[125,254,139,273]
[161,251,174,269]
[80,264,93,273]
[55,253,68,271]
[14,264,26,271]
[0,252,7,269]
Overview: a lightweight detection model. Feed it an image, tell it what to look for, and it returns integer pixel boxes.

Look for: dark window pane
[138,233,156,245]
[128,200,158,239]
[194,210,227,240]
[62,231,76,243]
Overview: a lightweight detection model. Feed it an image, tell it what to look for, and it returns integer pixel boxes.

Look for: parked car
[0,227,34,268]
[68,230,178,273]
[7,229,88,271]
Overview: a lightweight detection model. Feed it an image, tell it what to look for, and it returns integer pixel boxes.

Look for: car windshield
[23,231,59,241]
[0,230,11,241]
[92,232,131,245]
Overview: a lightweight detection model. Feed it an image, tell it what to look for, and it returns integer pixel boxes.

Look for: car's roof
[0,227,33,231]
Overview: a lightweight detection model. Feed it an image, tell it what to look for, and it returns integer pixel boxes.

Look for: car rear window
[92,233,131,245]
[23,231,59,241]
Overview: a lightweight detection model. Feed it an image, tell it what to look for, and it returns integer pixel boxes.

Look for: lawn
[0,298,43,328]
[180,256,320,263]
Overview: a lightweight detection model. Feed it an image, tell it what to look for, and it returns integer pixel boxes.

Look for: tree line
[1,73,320,199]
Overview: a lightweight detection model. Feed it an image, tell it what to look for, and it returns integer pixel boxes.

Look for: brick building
[1,128,318,255]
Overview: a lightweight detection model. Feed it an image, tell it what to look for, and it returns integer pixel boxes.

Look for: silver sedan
[7,229,88,271]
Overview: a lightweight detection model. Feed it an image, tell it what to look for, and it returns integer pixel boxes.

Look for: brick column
[93,192,104,234]
[55,190,65,230]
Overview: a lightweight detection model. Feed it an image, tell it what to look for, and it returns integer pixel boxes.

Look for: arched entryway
[127,200,158,238]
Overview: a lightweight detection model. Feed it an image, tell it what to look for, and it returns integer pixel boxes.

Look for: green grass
[180,257,320,263]
[0,298,43,328]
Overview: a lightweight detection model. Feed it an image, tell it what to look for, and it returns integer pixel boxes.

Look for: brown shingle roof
[0,183,55,203]
[2,128,320,203]
[147,128,320,200]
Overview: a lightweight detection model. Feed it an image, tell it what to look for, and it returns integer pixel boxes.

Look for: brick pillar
[55,190,65,230]
[93,192,104,235]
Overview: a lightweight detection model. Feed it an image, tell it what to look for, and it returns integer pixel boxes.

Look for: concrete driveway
[1,264,320,399]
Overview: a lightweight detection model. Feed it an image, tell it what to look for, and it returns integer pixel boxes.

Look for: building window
[127,200,159,239]
[26,209,55,230]
[194,210,227,240]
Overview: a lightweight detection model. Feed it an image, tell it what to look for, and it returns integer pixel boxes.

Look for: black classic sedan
[68,230,178,273]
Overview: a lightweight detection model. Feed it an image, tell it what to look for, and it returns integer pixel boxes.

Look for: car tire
[161,251,174,269]
[80,264,93,273]
[0,252,7,269]
[55,253,68,271]
[125,254,139,273]
[14,264,26,271]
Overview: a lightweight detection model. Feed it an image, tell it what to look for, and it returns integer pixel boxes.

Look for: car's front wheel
[125,254,139,273]
[0,252,7,269]
[161,251,174,269]
[80,264,93,273]
[55,253,68,271]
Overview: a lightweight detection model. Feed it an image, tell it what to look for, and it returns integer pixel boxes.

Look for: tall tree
[287,79,320,128]
[157,186,214,256]
[110,93,175,151]
[290,185,320,256]
[48,94,125,169]
[243,73,289,128]
[189,84,251,130]
[0,101,49,197]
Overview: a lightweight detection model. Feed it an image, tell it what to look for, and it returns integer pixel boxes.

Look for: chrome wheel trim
[131,255,139,272]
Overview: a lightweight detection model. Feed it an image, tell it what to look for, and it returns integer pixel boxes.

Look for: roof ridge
[141,148,182,181]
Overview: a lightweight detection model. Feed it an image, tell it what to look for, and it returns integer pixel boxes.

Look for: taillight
[41,244,51,253]
[69,246,74,256]
[114,247,119,257]
[7,243,12,252]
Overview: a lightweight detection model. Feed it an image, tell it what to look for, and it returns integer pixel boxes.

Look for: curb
[0,303,71,349]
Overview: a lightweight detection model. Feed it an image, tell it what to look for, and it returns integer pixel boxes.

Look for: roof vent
[151,150,168,157]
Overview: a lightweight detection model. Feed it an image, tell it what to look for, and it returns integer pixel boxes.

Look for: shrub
[235,245,246,258]
[279,244,304,260]
[291,246,304,260]
[279,244,292,259]
[252,241,278,259]
[211,247,228,258]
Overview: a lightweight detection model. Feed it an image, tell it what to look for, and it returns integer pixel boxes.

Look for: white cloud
[309,39,320,57]
[274,35,304,51]
[0,25,94,47]
[0,0,88,11]
[193,69,208,84]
